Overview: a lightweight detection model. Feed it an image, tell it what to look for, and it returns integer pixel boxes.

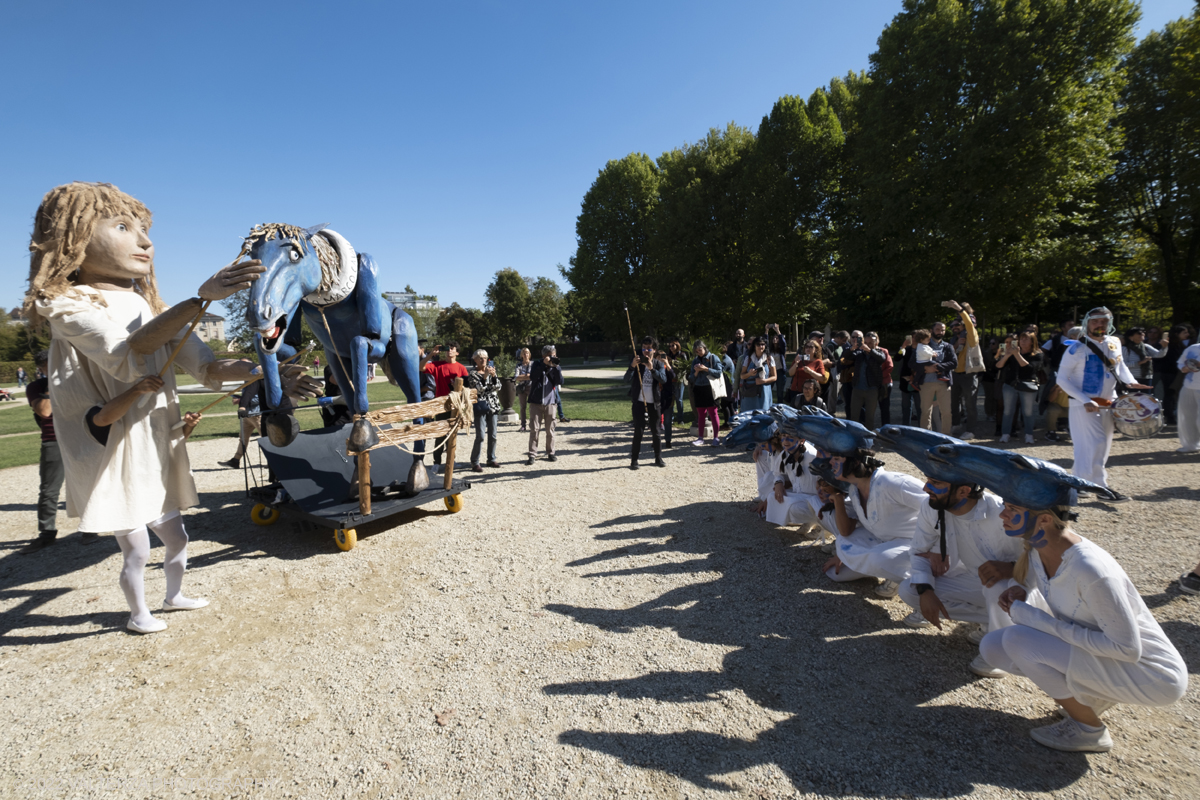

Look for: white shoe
[875,580,900,598]
[1024,434,1035,444]
[968,624,987,645]
[960,431,974,440]
[969,654,1008,678]
[163,597,209,612]
[802,524,824,540]
[903,610,932,628]
[1000,434,1010,443]
[1176,447,1200,454]
[1030,717,1112,752]
[127,617,167,634]
[691,438,706,446]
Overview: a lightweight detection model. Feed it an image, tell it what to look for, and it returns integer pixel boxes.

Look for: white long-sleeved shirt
[908,491,1027,587]
[843,469,926,541]
[1010,537,1187,707]
[1056,335,1136,408]
[1178,344,1200,392]
[38,288,221,531]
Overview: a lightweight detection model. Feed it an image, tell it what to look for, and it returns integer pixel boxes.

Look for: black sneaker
[1104,491,1132,504]
[1044,431,1059,442]
[1180,572,1200,596]
[218,457,241,469]
[525,456,534,466]
[79,532,99,545]
[630,461,640,471]
[19,534,57,554]
[547,454,557,462]
[654,458,666,468]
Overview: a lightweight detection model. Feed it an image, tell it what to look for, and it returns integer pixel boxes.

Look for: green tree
[1109,10,1200,324]
[743,94,844,330]
[484,267,530,346]
[526,276,566,344]
[564,153,662,340]
[840,0,1138,328]
[436,303,488,352]
[652,123,757,336]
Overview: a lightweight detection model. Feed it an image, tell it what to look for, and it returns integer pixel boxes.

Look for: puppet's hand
[198,259,265,301]
[281,364,323,403]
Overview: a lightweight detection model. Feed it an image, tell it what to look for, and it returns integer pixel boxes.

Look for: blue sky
[2,0,1194,322]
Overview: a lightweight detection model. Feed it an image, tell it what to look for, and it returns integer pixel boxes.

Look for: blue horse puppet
[242,223,428,494]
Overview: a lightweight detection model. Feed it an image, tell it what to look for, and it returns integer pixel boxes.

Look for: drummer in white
[1055,307,1150,502]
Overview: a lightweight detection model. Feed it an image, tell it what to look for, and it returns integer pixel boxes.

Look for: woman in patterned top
[467,349,502,471]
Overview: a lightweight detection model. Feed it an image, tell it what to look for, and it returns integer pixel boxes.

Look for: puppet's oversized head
[24,182,165,328]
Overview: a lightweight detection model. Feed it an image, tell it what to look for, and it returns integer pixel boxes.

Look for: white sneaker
[903,610,932,628]
[960,431,974,440]
[967,624,987,645]
[1176,447,1200,454]
[1024,434,1035,444]
[875,579,900,598]
[691,438,706,446]
[969,654,1008,678]
[1030,717,1112,753]
[999,434,1010,443]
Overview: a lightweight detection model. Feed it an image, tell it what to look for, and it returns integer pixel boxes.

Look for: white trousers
[1179,388,1200,451]
[765,491,821,527]
[825,529,911,584]
[898,572,1018,631]
[1069,404,1115,488]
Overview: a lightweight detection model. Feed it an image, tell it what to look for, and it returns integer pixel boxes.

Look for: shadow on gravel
[545,501,1090,796]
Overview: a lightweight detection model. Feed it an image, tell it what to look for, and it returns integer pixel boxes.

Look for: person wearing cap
[1055,307,1150,501]
[821,449,926,598]
[944,300,983,439]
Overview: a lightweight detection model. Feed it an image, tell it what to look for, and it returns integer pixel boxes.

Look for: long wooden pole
[158,300,212,377]
[170,344,312,430]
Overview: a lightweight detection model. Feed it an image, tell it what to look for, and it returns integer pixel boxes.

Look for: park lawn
[562,381,696,428]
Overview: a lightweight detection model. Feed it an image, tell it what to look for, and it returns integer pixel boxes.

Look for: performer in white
[822,450,925,596]
[764,433,822,534]
[1176,341,1200,453]
[897,479,1028,678]
[1055,307,1149,501]
[980,500,1187,752]
[23,182,314,634]
[751,434,784,517]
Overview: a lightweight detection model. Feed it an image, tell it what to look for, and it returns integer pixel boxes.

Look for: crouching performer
[932,441,1187,752]
[24,182,268,634]
[821,449,925,596]
[878,426,1027,678]
[764,432,823,536]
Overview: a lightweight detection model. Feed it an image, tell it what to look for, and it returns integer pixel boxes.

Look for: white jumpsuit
[827,469,925,584]
[764,442,823,527]
[897,492,1029,631]
[1056,335,1136,489]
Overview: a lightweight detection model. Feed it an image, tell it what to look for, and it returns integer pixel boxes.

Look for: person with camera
[688,340,723,447]
[514,347,532,432]
[996,331,1043,443]
[467,350,501,471]
[766,323,788,376]
[624,336,668,469]
[840,331,888,430]
[786,340,829,408]
[945,300,984,439]
[525,345,563,465]
[739,336,777,413]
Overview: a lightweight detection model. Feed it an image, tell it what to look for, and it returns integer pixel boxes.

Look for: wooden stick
[170,346,310,430]
[364,390,478,427]
[358,451,372,516]
[444,377,463,491]
[158,300,212,377]
[624,302,637,356]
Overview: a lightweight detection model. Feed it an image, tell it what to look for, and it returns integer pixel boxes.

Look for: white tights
[114,510,198,626]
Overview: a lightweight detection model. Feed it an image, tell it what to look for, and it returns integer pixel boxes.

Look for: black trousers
[37,440,64,534]
[631,400,663,461]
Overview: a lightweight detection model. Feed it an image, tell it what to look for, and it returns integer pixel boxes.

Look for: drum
[1110,393,1163,439]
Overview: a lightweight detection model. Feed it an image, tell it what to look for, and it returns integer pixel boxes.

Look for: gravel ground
[1,420,1197,799]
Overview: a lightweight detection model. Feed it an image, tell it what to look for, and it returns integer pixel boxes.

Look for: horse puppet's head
[242,223,358,354]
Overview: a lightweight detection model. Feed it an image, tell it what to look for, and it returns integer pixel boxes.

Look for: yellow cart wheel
[444,494,464,513]
[250,504,281,526]
[334,528,357,551]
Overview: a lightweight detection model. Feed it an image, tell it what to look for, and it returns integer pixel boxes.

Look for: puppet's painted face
[81,216,153,283]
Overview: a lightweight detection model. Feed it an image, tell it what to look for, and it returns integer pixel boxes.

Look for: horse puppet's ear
[304,224,330,237]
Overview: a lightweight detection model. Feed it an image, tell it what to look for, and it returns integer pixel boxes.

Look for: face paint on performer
[781,434,801,453]
[1001,502,1037,538]
[830,455,845,478]
[924,479,954,510]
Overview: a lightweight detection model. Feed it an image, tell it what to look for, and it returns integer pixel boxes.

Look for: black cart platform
[244,425,469,550]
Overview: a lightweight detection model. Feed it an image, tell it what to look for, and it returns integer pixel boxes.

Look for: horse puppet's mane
[237,223,342,297]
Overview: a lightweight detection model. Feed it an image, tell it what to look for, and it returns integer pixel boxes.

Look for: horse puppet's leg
[383,308,429,495]
[346,335,386,454]
[255,337,300,447]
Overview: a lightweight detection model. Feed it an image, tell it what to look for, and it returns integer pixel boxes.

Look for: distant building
[383,291,439,311]
[196,313,226,343]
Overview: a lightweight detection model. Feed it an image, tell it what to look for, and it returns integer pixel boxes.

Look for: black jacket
[840,346,887,389]
[624,361,669,405]
[527,361,563,405]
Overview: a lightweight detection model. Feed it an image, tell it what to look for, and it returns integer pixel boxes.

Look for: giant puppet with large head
[21,182,298,532]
